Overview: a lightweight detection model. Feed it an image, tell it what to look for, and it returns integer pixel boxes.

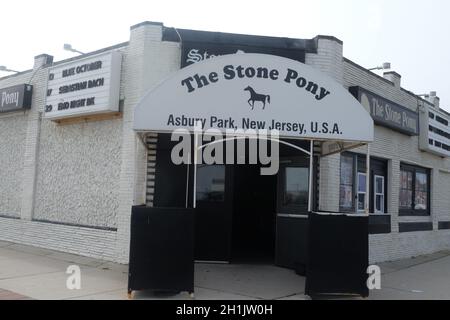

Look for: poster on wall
[44,51,122,120]
[340,185,353,209]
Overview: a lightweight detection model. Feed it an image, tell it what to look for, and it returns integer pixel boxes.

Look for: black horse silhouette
[244,86,271,110]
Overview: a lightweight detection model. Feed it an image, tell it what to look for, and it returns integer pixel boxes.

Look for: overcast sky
[1,0,448,110]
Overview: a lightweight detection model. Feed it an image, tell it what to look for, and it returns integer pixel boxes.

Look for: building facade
[0,21,449,264]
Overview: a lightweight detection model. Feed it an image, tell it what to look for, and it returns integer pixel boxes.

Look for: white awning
[134,53,373,144]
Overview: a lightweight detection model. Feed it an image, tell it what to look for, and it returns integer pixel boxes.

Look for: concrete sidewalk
[0,240,449,300]
[369,250,450,300]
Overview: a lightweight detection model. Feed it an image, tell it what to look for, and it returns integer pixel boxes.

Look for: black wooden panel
[128,206,194,294]
[275,216,309,274]
[369,215,391,234]
[305,213,369,298]
[399,222,433,233]
[439,221,450,230]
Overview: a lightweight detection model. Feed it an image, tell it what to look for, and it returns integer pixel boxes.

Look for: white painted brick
[342,59,450,263]
[1,25,449,266]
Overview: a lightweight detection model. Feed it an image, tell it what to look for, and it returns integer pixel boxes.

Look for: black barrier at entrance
[305,212,369,298]
[128,206,195,297]
[127,207,370,299]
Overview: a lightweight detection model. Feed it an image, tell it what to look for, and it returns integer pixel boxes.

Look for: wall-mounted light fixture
[368,62,391,71]
[0,65,19,73]
[63,44,85,55]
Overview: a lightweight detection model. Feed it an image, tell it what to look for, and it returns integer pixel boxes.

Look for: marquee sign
[44,51,122,120]
[134,54,374,143]
[350,86,419,136]
[0,84,33,113]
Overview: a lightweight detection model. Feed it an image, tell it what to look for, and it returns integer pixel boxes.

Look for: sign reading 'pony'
[134,54,374,143]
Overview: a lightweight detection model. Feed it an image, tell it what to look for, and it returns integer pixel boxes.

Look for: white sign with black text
[45,51,122,120]
[134,54,374,142]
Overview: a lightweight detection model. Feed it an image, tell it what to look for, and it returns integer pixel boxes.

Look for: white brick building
[0,21,449,265]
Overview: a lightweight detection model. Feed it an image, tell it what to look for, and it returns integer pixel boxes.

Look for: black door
[153,134,234,262]
[231,164,277,263]
[194,164,234,262]
[275,156,311,272]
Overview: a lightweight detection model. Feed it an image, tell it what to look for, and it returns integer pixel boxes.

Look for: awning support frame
[365,143,371,216]
[308,140,314,213]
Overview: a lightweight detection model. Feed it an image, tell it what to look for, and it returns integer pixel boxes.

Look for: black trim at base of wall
[399,222,433,233]
[369,215,391,234]
[438,222,450,230]
[0,214,20,220]
[32,219,118,232]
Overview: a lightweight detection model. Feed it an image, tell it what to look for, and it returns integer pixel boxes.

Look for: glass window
[415,172,428,210]
[358,173,367,192]
[399,170,413,209]
[283,167,309,206]
[340,155,354,210]
[196,165,225,202]
[374,175,385,213]
[399,165,430,215]
[375,176,383,194]
[436,116,449,126]
[357,173,367,212]
[340,153,388,214]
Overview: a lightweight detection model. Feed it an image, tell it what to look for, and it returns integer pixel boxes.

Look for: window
[357,173,367,212]
[340,155,354,211]
[429,125,450,139]
[340,153,388,214]
[399,170,413,209]
[374,175,385,213]
[399,164,430,216]
[283,167,309,206]
[415,172,428,210]
[436,116,449,126]
[196,165,225,202]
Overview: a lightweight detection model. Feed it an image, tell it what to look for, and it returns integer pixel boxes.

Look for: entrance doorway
[231,164,277,264]
[194,139,313,266]
[153,134,313,267]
